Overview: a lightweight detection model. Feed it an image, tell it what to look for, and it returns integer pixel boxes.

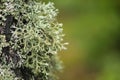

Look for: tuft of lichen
[0,0,67,80]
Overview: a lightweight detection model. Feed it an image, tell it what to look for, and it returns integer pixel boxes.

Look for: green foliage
[0,0,67,80]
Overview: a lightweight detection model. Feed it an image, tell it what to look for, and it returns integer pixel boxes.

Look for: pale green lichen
[0,35,9,53]
[0,0,67,80]
[0,64,22,80]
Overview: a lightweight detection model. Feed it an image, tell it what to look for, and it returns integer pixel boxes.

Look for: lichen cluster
[0,0,67,80]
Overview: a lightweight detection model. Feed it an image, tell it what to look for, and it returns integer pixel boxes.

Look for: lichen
[0,0,67,80]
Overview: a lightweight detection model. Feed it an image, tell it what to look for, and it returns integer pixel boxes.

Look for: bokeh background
[42,0,120,80]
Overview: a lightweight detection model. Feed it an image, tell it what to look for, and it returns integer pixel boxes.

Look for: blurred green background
[42,0,120,80]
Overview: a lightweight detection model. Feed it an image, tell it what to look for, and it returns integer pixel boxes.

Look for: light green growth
[0,0,67,80]
[0,65,20,80]
[0,35,9,53]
